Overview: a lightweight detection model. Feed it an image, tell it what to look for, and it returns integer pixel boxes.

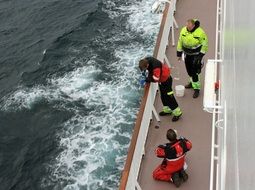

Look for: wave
[0,0,162,189]
[0,0,100,96]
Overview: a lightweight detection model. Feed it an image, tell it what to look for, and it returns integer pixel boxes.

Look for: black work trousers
[184,54,202,82]
[158,76,178,110]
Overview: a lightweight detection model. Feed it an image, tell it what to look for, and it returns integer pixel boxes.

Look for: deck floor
[138,0,217,189]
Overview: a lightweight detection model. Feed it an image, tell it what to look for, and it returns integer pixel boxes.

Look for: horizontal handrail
[209,0,225,189]
[119,1,177,189]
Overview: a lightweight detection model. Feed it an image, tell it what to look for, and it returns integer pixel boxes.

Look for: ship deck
[137,0,217,189]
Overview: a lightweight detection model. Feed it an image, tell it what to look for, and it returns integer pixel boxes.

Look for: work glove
[177,51,182,62]
[139,71,148,87]
[177,51,182,57]
[140,78,146,86]
[194,53,204,63]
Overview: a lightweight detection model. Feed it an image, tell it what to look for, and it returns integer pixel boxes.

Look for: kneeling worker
[139,57,182,122]
[153,129,192,187]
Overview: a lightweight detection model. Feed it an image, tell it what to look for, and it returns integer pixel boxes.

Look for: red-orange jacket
[145,57,170,83]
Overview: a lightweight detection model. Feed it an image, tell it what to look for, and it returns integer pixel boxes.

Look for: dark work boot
[171,172,182,187]
[185,82,192,89]
[193,89,200,98]
[159,111,172,116]
[159,106,172,116]
[179,170,189,182]
[172,108,182,122]
[172,114,182,122]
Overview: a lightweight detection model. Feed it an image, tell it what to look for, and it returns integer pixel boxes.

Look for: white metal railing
[207,0,226,189]
[123,1,178,189]
[203,58,223,190]
[155,0,178,50]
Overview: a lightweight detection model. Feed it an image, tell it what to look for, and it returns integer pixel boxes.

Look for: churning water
[0,0,161,189]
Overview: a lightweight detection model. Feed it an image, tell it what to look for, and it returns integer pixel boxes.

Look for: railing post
[171,26,175,46]
[135,181,142,190]
[152,106,160,122]
[173,17,179,29]
[164,54,171,67]
[171,15,179,47]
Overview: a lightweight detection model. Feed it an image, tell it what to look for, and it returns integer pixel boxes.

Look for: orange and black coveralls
[153,137,192,181]
[145,57,182,116]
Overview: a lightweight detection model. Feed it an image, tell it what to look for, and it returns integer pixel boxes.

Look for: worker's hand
[140,79,146,87]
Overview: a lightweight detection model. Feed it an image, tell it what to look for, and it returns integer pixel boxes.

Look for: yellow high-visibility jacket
[177,26,208,56]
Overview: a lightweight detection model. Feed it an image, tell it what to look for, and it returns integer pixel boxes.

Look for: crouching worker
[139,57,182,122]
[153,129,192,187]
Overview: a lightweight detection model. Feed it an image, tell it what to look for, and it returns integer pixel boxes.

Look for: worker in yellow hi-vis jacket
[177,19,208,98]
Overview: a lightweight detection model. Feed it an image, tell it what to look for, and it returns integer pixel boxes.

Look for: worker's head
[186,19,195,31]
[139,59,149,71]
[186,19,200,32]
[166,129,177,142]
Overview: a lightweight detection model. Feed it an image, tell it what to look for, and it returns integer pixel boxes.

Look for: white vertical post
[152,105,160,122]
[173,17,179,28]
[135,181,142,190]
[210,108,216,190]
[171,26,175,46]
[164,54,171,67]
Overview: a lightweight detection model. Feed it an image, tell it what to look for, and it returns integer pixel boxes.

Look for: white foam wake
[1,0,162,189]
[1,60,101,111]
